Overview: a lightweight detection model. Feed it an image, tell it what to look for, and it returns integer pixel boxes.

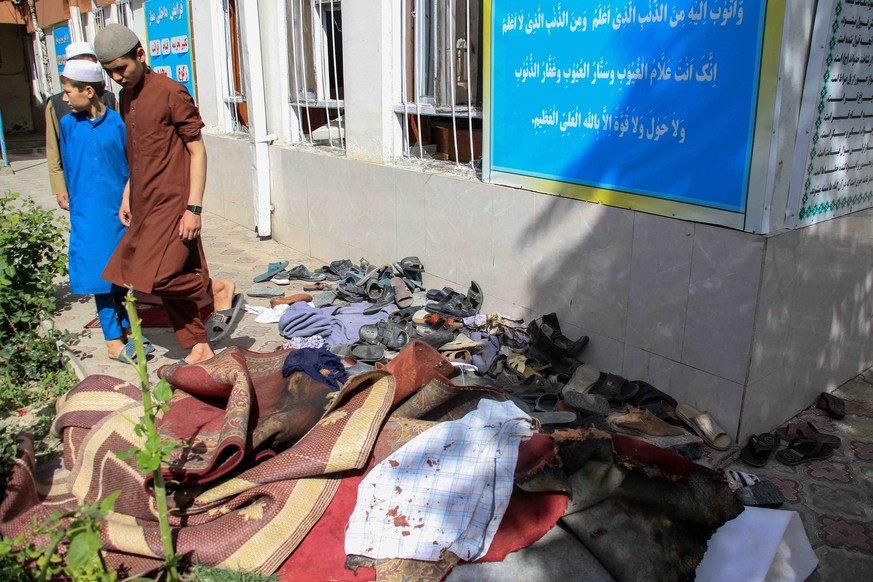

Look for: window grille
[116,0,132,28]
[398,0,482,167]
[222,0,249,134]
[287,0,345,149]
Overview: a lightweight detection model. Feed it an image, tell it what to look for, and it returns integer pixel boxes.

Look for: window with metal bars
[222,0,249,134]
[286,0,345,149]
[398,0,482,167]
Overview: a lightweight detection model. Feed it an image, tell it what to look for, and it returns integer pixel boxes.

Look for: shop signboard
[54,25,72,78]
[144,0,195,100]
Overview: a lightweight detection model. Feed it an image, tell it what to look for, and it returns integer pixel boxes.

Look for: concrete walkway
[1,152,314,385]
[3,152,872,580]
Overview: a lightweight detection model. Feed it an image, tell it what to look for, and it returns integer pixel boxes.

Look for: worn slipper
[287,264,326,282]
[349,343,385,363]
[442,349,472,364]
[114,341,139,365]
[562,365,610,415]
[740,433,780,467]
[270,271,292,285]
[735,481,785,508]
[724,469,760,490]
[775,437,834,466]
[590,373,638,403]
[391,277,414,309]
[140,336,156,355]
[610,408,686,438]
[774,421,841,448]
[246,284,285,298]
[563,391,610,416]
[359,320,409,350]
[817,392,846,420]
[505,394,575,429]
[675,404,732,450]
[253,260,289,283]
[439,333,485,352]
[312,291,337,308]
[208,293,244,342]
[270,293,314,308]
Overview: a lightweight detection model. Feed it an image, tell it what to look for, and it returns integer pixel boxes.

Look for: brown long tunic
[102,68,211,347]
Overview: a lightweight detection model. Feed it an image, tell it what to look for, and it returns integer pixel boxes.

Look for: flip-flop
[775,437,834,466]
[740,433,780,467]
[253,260,289,283]
[774,421,841,448]
[141,336,156,355]
[208,293,244,342]
[246,285,285,298]
[675,404,732,450]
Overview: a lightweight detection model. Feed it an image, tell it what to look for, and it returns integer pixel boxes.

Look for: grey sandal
[208,294,244,342]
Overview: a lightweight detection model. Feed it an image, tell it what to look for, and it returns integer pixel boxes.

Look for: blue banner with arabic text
[54,25,72,79]
[491,0,767,212]
[144,0,195,100]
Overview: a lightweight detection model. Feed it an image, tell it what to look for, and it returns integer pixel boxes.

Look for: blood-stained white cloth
[345,399,534,561]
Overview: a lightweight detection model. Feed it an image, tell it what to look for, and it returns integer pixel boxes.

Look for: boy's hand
[56,192,69,211]
[179,211,201,241]
[119,198,131,226]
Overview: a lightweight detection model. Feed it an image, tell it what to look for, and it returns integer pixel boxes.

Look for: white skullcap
[66,41,97,60]
[62,60,105,83]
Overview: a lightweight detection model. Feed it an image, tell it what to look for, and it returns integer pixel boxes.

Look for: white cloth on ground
[344,399,534,562]
[244,303,289,324]
[283,336,328,350]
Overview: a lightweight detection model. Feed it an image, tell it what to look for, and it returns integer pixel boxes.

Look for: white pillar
[68,6,85,43]
[240,0,273,237]
[342,0,399,162]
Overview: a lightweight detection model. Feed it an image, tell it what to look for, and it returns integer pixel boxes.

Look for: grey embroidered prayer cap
[94,24,141,63]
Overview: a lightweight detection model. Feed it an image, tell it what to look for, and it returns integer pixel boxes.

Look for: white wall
[190,0,872,440]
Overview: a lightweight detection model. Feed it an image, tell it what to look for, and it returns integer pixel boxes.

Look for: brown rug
[1,347,395,576]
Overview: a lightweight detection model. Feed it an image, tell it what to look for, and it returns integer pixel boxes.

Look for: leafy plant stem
[123,293,179,582]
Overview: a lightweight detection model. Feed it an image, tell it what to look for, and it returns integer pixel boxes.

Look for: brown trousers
[151,240,212,349]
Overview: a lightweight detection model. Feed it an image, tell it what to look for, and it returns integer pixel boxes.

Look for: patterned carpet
[725,373,873,580]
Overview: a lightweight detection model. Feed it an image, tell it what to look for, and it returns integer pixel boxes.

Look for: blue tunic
[59,108,129,295]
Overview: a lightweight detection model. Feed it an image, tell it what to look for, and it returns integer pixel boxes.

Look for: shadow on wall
[503,33,873,439]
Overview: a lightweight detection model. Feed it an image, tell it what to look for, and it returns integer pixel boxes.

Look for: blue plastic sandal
[253,261,289,283]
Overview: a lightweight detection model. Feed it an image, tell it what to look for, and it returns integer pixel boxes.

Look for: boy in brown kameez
[95,24,237,364]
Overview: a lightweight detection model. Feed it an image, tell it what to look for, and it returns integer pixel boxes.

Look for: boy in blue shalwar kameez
[58,60,146,364]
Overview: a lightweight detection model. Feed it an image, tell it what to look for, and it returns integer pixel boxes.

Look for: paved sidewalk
[1,153,316,384]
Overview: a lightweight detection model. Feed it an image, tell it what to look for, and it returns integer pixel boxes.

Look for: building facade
[4,0,872,441]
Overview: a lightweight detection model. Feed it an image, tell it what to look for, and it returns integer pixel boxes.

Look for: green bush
[0,190,72,412]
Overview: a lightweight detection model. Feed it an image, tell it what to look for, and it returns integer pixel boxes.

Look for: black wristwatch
[186,204,203,215]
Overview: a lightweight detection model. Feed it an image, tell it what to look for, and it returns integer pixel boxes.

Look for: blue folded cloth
[281,347,348,390]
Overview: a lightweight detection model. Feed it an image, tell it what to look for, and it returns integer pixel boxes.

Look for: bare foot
[106,338,126,360]
[185,342,215,364]
[211,278,235,311]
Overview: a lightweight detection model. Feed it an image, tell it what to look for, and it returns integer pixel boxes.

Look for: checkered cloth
[345,399,534,561]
